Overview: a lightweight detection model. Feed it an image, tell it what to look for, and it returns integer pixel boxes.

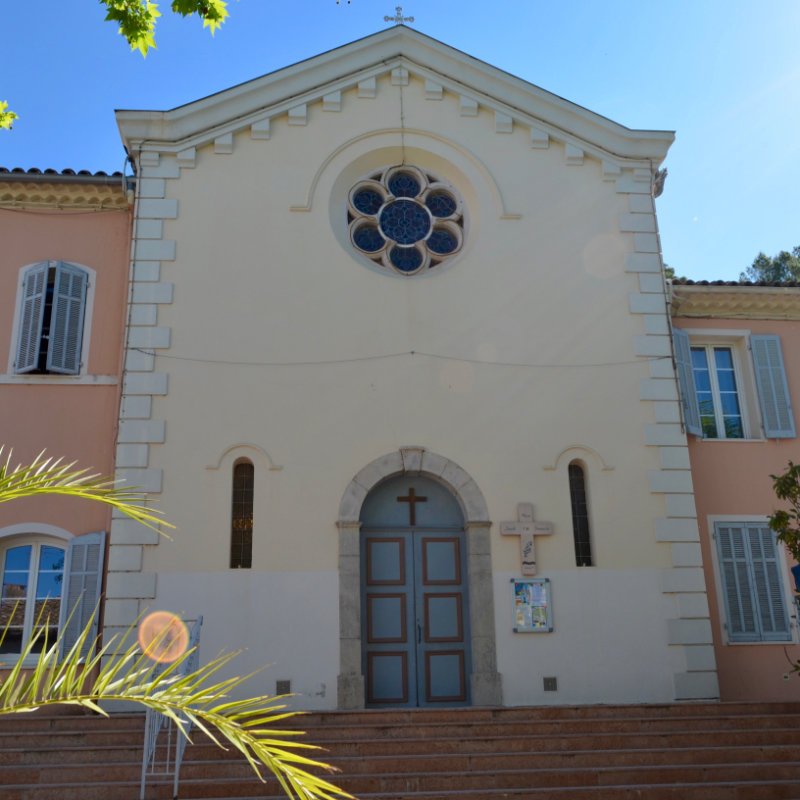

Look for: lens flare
[138,611,189,664]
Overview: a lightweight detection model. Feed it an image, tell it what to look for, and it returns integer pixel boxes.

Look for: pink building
[0,168,131,660]
[672,281,800,701]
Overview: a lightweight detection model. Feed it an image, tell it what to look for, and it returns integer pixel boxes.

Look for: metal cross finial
[385,6,414,24]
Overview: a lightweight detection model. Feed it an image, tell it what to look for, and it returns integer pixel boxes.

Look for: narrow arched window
[230,461,254,569]
[568,462,592,566]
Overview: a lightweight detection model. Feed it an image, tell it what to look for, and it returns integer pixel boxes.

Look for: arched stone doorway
[336,447,502,708]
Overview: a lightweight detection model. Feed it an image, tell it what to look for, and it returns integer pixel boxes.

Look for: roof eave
[116,26,674,163]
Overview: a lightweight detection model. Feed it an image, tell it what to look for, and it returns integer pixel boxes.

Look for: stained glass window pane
[353,189,383,215]
[354,226,385,253]
[427,229,458,255]
[568,463,592,566]
[387,172,421,198]
[231,462,254,569]
[389,247,423,272]
[426,192,457,218]
[379,200,430,245]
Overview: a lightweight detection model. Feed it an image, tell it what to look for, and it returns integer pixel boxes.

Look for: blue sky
[2,1,799,281]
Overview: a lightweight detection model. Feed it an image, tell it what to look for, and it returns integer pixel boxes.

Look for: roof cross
[384,6,414,25]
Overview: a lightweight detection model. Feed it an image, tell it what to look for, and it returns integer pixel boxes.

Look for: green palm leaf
[0,610,353,800]
[0,447,172,532]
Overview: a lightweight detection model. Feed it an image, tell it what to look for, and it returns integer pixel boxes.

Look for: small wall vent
[543,676,558,692]
[276,680,291,695]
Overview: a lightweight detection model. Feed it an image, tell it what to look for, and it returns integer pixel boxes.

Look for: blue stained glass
[426,192,457,218]
[387,172,421,198]
[379,199,430,244]
[353,189,384,215]
[427,228,458,255]
[354,226,385,253]
[390,247,423,272]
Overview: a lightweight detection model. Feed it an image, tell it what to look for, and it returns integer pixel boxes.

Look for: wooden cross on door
[397,487,427,525]
[500,503,553,576]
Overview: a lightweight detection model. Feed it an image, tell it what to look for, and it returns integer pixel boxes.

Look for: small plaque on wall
[511,577,552,633]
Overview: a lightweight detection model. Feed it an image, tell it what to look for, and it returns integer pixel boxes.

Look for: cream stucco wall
[114,35,711,707]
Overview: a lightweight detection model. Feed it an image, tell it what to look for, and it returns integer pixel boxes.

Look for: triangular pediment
[117,26,672,169]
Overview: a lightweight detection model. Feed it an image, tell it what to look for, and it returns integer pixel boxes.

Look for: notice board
[511,577,552,633]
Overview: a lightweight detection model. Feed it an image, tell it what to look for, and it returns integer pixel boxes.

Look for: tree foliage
[769,460,800,563]
[0,447,171,533]
[740,246,800,283]
[0,101,16,130]
[102,0,229,56]
[1,1,230,128]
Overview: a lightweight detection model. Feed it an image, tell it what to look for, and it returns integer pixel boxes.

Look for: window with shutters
[0,530,105,661]
[11,261,90,376]
[714,521,791,643]
[0,538,65,655]
[690,345,745,439]
[673,330,795,440]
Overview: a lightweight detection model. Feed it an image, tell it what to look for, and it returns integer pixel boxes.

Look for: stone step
[6,723,800,766]
[9,761,800,799]
[6,702,800,800]
[8,782,800,800]
[6,741,800,776]
[9,753,800,797]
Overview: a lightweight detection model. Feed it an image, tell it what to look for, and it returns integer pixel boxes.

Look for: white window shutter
[716,522,790,642]
[751,335,796,438]
[59,531,106,660]
[747,525,790,641]
[672,328,702,435]
[15,263,48,373]
[47,263,87,375]
[716,524,758,641]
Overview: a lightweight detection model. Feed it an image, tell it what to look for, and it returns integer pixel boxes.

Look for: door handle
[417,623,422,644]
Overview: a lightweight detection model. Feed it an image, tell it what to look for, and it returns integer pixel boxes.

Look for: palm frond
[0,447,172,532]
[0,612,353,800]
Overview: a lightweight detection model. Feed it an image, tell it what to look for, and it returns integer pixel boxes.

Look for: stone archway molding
[336,447,502,709]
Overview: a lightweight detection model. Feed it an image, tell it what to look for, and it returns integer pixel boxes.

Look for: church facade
[109,26,719,708]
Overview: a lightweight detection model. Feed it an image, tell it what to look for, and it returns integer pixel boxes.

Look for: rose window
[348,166,465,275]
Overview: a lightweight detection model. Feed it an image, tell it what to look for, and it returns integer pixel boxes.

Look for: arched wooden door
[360,476,471,707]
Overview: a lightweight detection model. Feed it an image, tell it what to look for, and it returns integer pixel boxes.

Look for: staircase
[3,702,800,799]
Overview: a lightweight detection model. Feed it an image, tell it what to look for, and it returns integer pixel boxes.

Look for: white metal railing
[140,616,203,800]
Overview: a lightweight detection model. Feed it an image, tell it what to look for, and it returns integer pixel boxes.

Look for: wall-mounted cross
[384,6,414,24]
[397,487,427,525]
[500,503,553,576]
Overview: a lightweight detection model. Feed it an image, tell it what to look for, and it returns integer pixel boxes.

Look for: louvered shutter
[715,523,790,642]
[46,262,87,375]
[747,525,790,641]
[751,335,795,438]
[672,328,702,435]
[716,524,758,641]
[14,263,48,373]
[58,531,106,660]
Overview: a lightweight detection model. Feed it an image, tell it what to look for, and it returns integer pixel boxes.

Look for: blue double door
[360,477,471,707]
